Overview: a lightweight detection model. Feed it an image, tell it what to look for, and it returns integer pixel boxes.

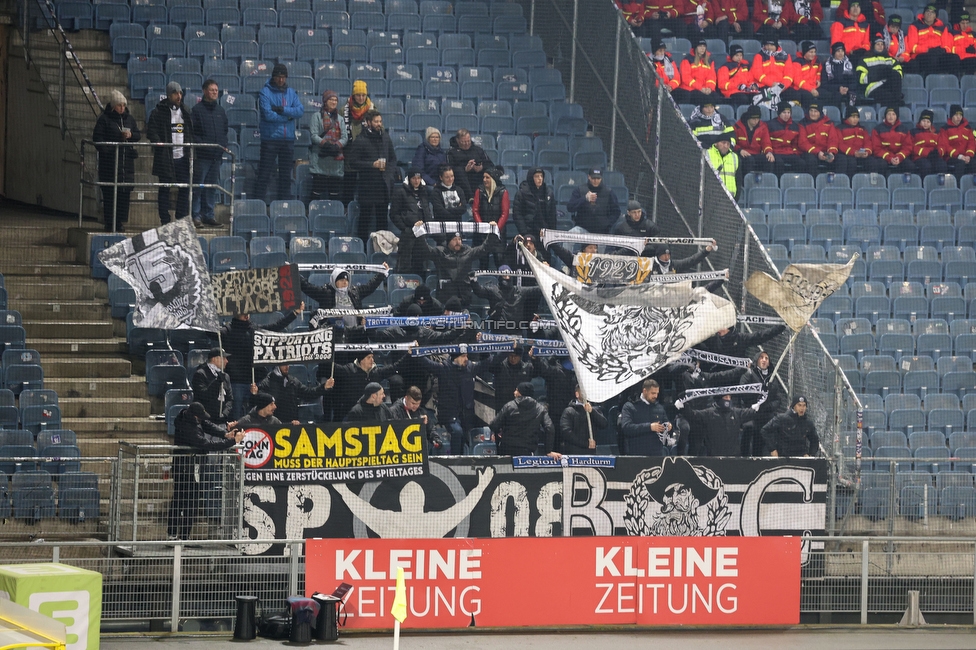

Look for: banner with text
[241,420,428,484]
[305,536,800,628]
[252,328,334,365]
[241,456,826,559]
[212,264,300,316]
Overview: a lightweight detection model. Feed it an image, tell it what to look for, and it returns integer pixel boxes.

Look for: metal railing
[0,536,972,628]
[79,141,237,231]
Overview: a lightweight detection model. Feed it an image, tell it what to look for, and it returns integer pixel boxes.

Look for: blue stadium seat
[12,471,55,521]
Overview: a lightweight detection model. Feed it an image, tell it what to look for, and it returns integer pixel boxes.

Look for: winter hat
[352,79,368,95]
[924,3,937,12]
[497,264,513,274]
[652,40,666,53]
[443,296,464,313]
[800,40,816,55]
[729,44,744,57]
[450,350,467,360]
[715,131,733,144]
[166,81,182,95]
[330,267,349,287]
[872,32,886,45]
[252,392,275,410]
[791,395,807,408]
[363,382,383,399]
[208,347,228,359]
[322,89,338,103]
[777,101,793,115]
[527,166,545,180]
[845,106,860,119]
[108,90,127,109]
[694,38,707,48]
[699,98,717,109]
[627,199,642,212]
[354,349,374,363]
[951,104,964,117]
[848,0,860,6]
[654,243,671,258]
[919,109,934,122]
[889,15,902,25]
[831,41,846,54]
[885,106,899,118]
[406,166,424,180]
[807,101,821,112]
[405,303,423,317]
[516,381,535,398]
[961,11,971,20]
[743,105,762,120]
[486,165,504,184]
[272,63,288,78]
[425,126,441,141]
[413,284,432,302]
[762,36,779,47]
[187,402,209,419]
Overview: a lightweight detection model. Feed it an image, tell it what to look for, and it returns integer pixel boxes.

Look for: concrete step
[0,244,78,264]
[62,416,167,434]
[0,224,71,246]
[41,356,132,379]
[61,397,151,419]
[0,263,90,277]
[77,434,172,458]
[15,301,109,321]
[27,320,115,339]
[46,377,147,399]
[28,337,127,356]
[5,278,106,301]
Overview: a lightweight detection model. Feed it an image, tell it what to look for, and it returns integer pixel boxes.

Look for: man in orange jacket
[906,4,957,76]
[830,0,870,61]
[883,15,911,62]
[798,102,840,172]
[718,44,759,105]
[752,37,793,90]
[950,11,976,74]
[872,106,916,176]
[649,40,682,91]
[835,107,885,176]
[943,104,976,179]
[910,108,948,177]
[785,41,822,107]
[645,0,685,40]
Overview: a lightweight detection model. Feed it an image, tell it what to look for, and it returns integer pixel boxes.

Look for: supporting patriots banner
[745,255,858,331]
[252,328,334,364]
[522,244,736,403]
[242,456,827,561]
[97,218,220,331]
[211,264,300,316]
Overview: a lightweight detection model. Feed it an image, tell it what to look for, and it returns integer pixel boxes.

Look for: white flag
[522,246,736,403]
[97,218,220,331]
[745,255,857,332]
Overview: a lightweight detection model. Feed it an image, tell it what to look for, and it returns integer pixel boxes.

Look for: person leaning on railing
[92,90,140,232]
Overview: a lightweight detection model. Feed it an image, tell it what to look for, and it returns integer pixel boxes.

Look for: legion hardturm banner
[240,420,428,484]
[211,264,300,315]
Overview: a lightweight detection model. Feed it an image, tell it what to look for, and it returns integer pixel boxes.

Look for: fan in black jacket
[737,350,787,455]
[145,82,194,224]
[559,387,608,455]
[676,394,762,457]
[490,382,555,457]
[191,347,234,423]
[417,229,500,303]
[696,322,787,370]
[345,110,397,241]
[512,167,557,236]
[389,168,431,276]
[92,91,141,232]
[762,395,820,456]
[344,382,395,422]
[256,365,333,423]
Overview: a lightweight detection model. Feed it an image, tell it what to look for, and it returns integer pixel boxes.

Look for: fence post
[171,544,182,633]
[972,542,976,625]
[528,0,535,35]
[609,18,620,171]
[52,546,60,563]
[860,539,869,624]
[568,0,578,104]
[650,82,663,221]
[697,156,705,237]
[289,543,302,596]
[58,39,66,139]
[132,446,141,541]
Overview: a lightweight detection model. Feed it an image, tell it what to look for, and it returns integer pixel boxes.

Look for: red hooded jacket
[752,49,794,88]
[909,122,945,159]
[768,116,802,155]
[836,120,873,155]
[650,51,682,90]
[906,15,953,56]
[790,54,821,90]
[950,24,976,59]
[830,10,870,54]
[717,56,754,95]
[799,115,840,154]
[752,0,799,30]
[837,0,885,27]
[679,50,718,92]
[872,119,912,162]
[645,0,683,19]
[716,0,749,24]
[941,119,974,158]
[734,119,774,155]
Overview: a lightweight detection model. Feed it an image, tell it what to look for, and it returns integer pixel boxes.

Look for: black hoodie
[513,168,557,235]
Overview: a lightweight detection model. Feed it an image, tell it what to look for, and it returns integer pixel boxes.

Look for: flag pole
[393,619,400,650]
[770,328,800,383]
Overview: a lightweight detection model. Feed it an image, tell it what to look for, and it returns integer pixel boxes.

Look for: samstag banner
[212,264,300,316]
[252,328,334,365]
[241,420,428,484]
[305,536,800,628]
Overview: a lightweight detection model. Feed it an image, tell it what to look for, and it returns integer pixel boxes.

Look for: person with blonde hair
[92,89,140,231]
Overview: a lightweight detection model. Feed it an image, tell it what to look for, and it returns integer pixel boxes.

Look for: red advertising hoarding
[305,536,800,628]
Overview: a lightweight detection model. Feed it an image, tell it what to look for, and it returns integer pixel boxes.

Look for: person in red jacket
[884,15,911,63]
[906,4,957,76]
[717,44,759,104]
[753,0,792,40]
[752,38,794,90]
[909,109,948,177]
[644,0,685,41]
[768,101,813,174]
[735,105,775,173]
[472,166,510,267]
[837,0,885,28]
[789,0,824,40]
[784,41,822,107]
[872,106,916,176]
[798,103,839,171]
[830,0,870,61]
[715,0,754,39]
[950,11,976,74]
[674,40,718,105]
[649,40,682,91]
[617,0,651,36]
[943,104,976,178]
[835,107,885,176]
[682,0,722,40]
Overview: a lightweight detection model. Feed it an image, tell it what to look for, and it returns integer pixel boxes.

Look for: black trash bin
[233,595,259,641]
[286,597,318,645]
[312,594,341,642]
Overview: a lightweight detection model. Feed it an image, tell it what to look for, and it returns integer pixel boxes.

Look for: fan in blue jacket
[255,63,304,202]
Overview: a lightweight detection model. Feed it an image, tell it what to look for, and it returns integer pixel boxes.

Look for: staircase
[0,208,169,459]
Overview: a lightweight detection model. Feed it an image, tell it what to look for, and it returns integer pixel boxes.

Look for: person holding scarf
[737,351,786,456]
[389,167,431,275]
[753,0,792,41]
[648,40,681,91]
[309,89,347,203]
[790,0,824,40]
[341,79,373,204]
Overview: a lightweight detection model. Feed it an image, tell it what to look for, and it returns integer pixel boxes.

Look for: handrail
[79,140,237,230]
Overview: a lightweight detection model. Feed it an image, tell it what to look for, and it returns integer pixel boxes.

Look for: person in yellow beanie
[341,79,373,204]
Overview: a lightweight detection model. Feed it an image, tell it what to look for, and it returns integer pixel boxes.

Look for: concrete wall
[4,28,83,214]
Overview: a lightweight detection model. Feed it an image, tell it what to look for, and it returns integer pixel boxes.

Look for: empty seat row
[747,186,976,214]
[0,470,100,522]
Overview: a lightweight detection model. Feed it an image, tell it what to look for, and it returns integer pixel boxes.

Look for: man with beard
[738,351,786,455]
[447,128,493,200]
[415,348,492,454]
[567,168,620,234]
[490,381,555,457]
[388,167,431,276]
[346,109,397,241]
[418,227,500,304]
[620,379,675,456]
[470,265,542,335]
[327,351,401,421]
[237,392,292,429]
[648,241,716,275]
[610,200,660,254]
[675,392,763,456]
[344,382,395,422]
[762,395,820,456]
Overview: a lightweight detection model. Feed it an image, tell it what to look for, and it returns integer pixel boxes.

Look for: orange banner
[306,536,800,628]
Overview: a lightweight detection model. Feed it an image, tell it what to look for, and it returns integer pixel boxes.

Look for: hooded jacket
[559,402,608,455]
[146,97,194,179]
[567,181,620,234]
[906,14,953,55]
[490,395,554,455]
[799,113,839,154]
[173,409,234,454]
[791,54,822,91]
[93,104,141,182]
[236,407,285,431]
[471,279,542,334]
[416,355,491,422]
[191,362,233,423]
[258,78,303,141]
[221,311,298,385]
[678,50,718,92]
[950,22,976,59]
[190,96,229,160]
[942,118,976,158]
[419,232,501,301]
[681,399,757,456]
[411,139,448,186]
[257,368,328,422]
[620,395,672,456]
[472,168,510,231]
[488,352,535,412]
[389,174,432,233]
[734,118,774,156]
[910,120,946,159]
[393,285,443,316]
[768,115,803,155]
[610,210,660,245]
[698,324,787,360]
[300,268,386,311]
[855,51,903,96]
[752,48,794,88]
[738,355,787,417]
[331,359,400,421]
[346,120,397,205]
[821,55,857,93]
[836,118,873,155]
[650,50,682,90]
[872,117,913,162]
[830,9,870,54]
[430,179,467,223]
[513,168,557,235]
[717,56,754,95]
[761,409,819,456]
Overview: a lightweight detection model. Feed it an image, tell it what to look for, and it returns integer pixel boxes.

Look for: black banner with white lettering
[212,264,300,316]
[241,456,827,559]
[252,328,334,364]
